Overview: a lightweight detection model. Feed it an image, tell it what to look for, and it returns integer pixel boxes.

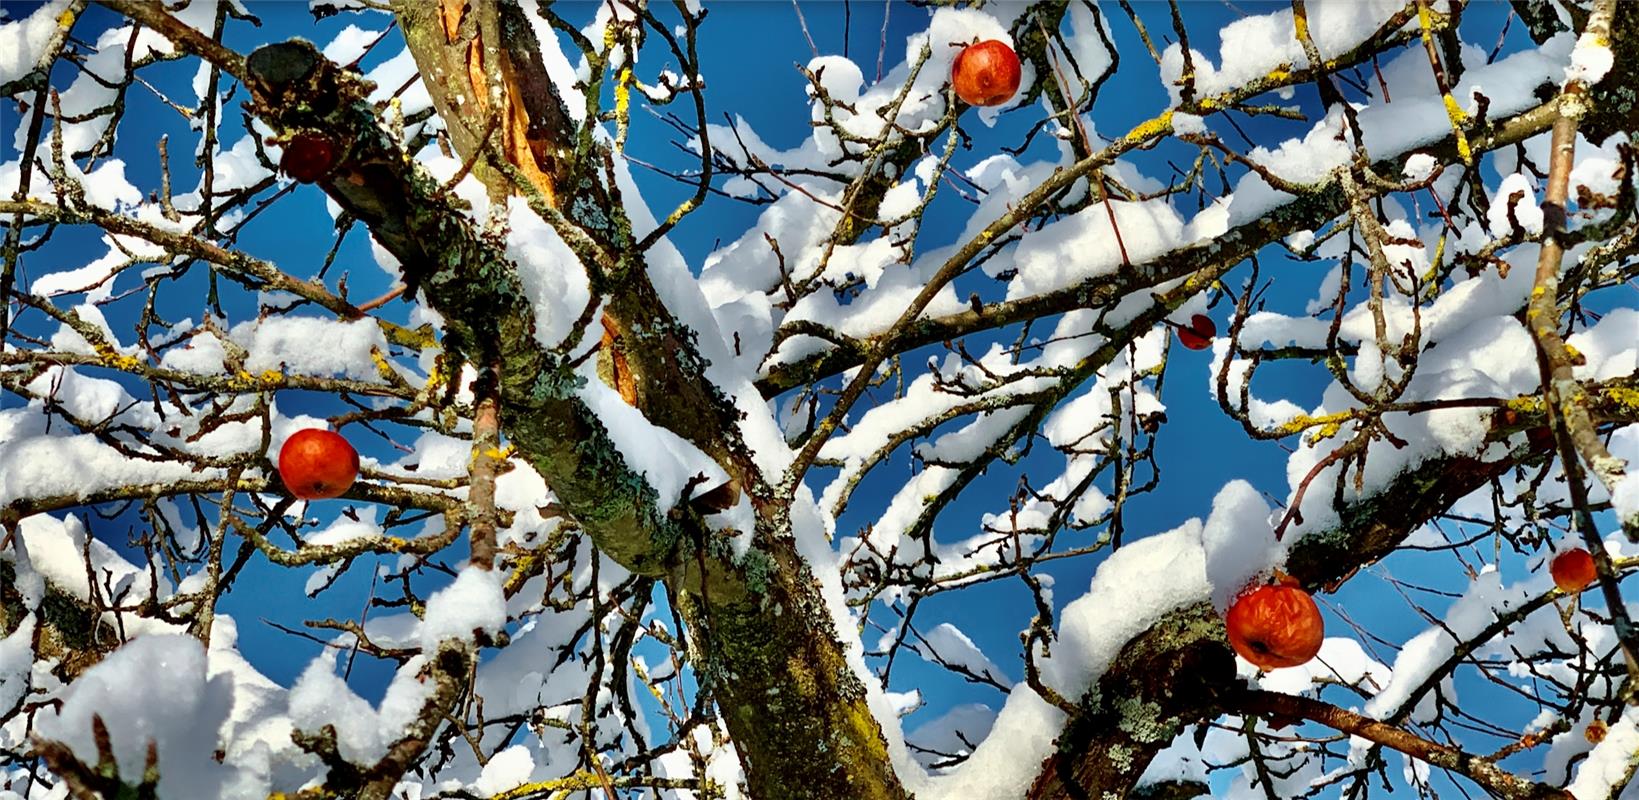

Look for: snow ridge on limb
[1012,405,1609,799]
[232,36,693,580]
[215,8,922,799]
[8,0,1639,798]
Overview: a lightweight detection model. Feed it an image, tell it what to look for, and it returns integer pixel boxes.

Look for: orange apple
[278,428,359,500]
[952,40,1021,107]
[1551,547,1597,594]
[1226,582,1325,670]
[1586,719,1609,744]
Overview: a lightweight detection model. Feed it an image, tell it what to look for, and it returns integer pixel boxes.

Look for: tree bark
[85,2,1639,798]
[1029,386,1639,798]
[229,5,915,796]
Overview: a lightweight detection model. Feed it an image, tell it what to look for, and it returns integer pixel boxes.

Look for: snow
[419,565,506,651]
[1171,112,1206,135]
[39,303,129,358]
[321,24,378,65]
[230,316,394,381]
[917,623,1012,688]
[1199,480,1279,612]
[1488,172,1544,237]
[927,502,1217,798]
[1008,198,1187,301]
[1157,1,1406,105]
[382,430,471,480]
[1257,237,1557,542]
[1218,36,1573,228]
[159,329,228,373]
[31,232,150,303]
[205,134,278,194]
[28,0,221,157]
[1063,0,1113,89]
[0,0,70,88]
[656,726,745,800]
[287,650,433,766]
[577,366,730,512]
[1364,566,1538,723]
[905,703,997,771]
[0,613,35,713]
[22,366,155,429]
[5,514,160,608]
[492,459,565,550]
[61,159,144,213]
[825,316,1167,591]
[305,509,384,547]
[981,452,1110,533]
[1211,347,1308,429]
[1402,153,1438,182]
[8,3,1637,797]
[1568,707,1639,798]
[502,197,595,351]
[698,187,841,365]
[705,8,1017,174]
[1568,308,1639,383]
[1567,31,1614,85]
[473,745,536,797]
[1253,637,1391,697]
[33,635,257,798]
[199,617,307,788]
[1614,473,1639,529]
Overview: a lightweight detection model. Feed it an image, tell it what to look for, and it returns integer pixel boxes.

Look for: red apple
[280,133,337,183]
[1226,582,1325,670]
[278,428,359,500]
[1176,315,1215,350]
[1550,547,1597,594]
[952,40,1021,107]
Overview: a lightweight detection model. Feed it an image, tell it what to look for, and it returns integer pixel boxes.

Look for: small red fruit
[1550,547,1598,594]
[278,428,359,500]
[952,40,1022,107]
[1176,314,1216,350]
[1226,582,1325,670]
[279,133,337,184]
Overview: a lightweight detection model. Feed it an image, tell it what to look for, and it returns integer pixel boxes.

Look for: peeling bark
[235,12,912,797]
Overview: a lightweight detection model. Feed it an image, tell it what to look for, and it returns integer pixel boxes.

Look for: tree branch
[1029,381,1639,798]
[1231,690,1571,799]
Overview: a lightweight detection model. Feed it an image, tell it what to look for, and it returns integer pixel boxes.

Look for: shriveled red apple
[1226,581,1324,670]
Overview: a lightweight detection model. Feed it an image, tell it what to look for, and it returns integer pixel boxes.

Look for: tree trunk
[384,3,911,796]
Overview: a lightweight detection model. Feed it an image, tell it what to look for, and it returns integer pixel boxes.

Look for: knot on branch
[1031,606,1235,799]
[246,40,319,91]
[246,39,369,124]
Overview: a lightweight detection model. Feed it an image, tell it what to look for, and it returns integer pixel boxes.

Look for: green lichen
[1107,743,1134,772]
[527,365,584,403]
[741,547,776,596]
[1115,696,1176,744]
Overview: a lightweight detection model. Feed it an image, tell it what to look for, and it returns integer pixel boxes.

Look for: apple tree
[2,0,1639,798]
